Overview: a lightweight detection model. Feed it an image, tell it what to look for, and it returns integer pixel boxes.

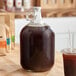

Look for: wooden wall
[0,0,76,18]
[16,0,76,18]
[39,0,76,17]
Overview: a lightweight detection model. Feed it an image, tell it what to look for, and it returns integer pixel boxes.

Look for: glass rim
[61,48,76,54]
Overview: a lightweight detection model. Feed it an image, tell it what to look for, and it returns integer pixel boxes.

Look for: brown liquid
[63,54,76,76]
[20,25,55,72]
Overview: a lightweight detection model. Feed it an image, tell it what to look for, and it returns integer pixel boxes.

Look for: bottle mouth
[32,7,41,11]
[61,48,76,54]
[33,7,41,9]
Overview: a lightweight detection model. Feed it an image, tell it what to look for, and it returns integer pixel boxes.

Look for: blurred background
[0,0,76,51]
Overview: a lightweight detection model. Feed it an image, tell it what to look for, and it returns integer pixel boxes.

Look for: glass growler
[20,7,55,72]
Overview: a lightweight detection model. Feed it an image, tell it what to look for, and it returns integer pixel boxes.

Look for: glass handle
[26,11,34,22]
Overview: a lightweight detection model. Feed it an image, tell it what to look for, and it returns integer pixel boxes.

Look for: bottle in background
[6,0,14,11]
[0,24,7,56]
[11,35,15,50]
[6,31,11,53]
[10,19,15,50]
[23,0,31,9]
[15,0,22,11]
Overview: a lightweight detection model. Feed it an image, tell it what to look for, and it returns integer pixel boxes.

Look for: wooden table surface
[0,45,64,76]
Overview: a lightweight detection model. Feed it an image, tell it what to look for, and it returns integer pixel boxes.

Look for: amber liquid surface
[20,26,55,72]
[63,54,76,76]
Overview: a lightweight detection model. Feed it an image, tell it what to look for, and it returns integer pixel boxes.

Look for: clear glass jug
[20,7,55,72]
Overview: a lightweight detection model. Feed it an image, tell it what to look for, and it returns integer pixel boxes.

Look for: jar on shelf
[15,0,22,11]
[23,0,31,9]
[6,0,14,12]
[23,0,37,10]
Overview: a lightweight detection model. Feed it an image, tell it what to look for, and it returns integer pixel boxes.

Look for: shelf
[0,0,76,17]
[42,8,76,17]
[0,7,76,19]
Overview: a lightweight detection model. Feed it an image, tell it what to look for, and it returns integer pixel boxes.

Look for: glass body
[63,53,76,76]
[20,24,55,72]
[20,7,55,72]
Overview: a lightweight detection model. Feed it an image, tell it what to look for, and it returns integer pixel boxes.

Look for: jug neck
[32,7,43,24]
